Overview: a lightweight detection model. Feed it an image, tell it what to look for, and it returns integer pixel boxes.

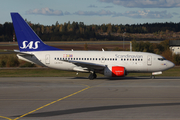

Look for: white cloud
[88,5,98,8]
[74,10,115,16]
[64,11,71,15]
[26,8,173,19]
[104,6,114,8]
[114,10,173,19]
[26,8,64,16]
[172,12,179,15]
[74,9,173,19]
[98,0,180,8]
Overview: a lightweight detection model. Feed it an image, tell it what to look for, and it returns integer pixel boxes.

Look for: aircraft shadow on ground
[13,102,180,118]
[71,76,149,80]
[71,76,180,80]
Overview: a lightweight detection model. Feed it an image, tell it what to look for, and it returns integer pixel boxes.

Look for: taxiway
[0,77,180,120]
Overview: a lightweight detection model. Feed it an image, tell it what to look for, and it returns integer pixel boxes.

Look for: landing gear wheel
[151,75,155,79]
[88,73,93,80]
[94,73,97,79]
[88,72,97,80]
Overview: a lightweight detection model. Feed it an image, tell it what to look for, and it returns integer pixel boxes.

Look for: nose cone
[168,61,175,69]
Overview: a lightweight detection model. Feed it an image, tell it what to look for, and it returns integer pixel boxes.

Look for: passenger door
[147,55,152,66]
[45,54,50,64]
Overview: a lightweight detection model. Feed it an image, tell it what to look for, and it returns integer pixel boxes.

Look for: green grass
[0,67,179,77]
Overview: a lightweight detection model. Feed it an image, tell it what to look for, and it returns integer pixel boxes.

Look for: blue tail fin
[11,13,63,52]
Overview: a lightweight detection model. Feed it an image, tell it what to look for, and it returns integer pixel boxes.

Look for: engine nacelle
[104,66,126,77]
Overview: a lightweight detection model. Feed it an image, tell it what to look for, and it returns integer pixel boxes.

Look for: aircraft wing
[67,60,106,71]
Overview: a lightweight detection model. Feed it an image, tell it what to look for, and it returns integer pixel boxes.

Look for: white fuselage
[17,51,175,76]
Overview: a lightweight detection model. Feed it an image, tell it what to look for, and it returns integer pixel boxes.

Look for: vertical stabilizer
[11,13,62,52]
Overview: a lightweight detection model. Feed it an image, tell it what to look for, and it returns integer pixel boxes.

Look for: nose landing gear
[151,75,155,79]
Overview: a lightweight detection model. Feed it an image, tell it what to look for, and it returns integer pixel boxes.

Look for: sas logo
[20,41,40,49]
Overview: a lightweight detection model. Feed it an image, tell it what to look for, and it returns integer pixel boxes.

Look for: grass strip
[0,67,179,77]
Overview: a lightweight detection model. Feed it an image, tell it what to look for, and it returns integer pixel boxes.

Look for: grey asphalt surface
[0,77,180,120]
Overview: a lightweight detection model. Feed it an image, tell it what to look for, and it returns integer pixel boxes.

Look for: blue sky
[1,0,180,25]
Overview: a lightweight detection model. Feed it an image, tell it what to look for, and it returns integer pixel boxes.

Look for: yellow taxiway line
[0,116,12,120]
[0,85,91,120]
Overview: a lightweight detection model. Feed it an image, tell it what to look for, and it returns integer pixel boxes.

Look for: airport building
[169,40,180,54]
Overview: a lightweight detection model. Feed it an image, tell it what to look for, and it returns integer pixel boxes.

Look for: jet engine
[104,66,126,77]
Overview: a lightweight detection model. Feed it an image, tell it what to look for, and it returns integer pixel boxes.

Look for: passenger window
[84,58,86,60]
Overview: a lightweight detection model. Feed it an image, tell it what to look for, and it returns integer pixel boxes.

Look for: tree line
[1,21,180,42]
[132,40,180,65]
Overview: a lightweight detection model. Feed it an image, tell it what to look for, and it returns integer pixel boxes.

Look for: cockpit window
[158,57,166,61]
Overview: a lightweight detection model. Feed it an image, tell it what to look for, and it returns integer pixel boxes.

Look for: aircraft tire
[88,72,97,80]
[151,75,155,79]
[88,73,94,80]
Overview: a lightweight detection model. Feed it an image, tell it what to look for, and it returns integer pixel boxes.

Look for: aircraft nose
[168,61,175,68]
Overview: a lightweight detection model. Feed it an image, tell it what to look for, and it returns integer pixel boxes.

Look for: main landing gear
[88,71,97,80]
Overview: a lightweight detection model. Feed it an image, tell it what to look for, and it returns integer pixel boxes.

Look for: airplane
[10,12,175,79]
